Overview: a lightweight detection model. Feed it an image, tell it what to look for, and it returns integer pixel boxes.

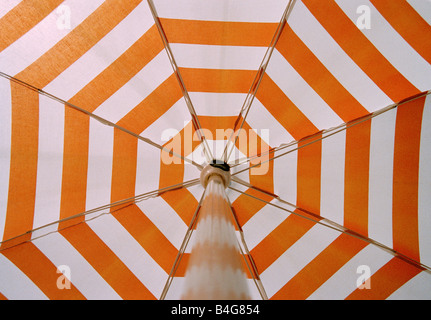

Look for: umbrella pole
[181,164,250,300]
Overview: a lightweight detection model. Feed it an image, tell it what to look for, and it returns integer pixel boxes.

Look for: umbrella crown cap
[200,161,231,189]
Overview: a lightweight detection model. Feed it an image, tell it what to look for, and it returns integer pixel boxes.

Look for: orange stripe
[60,223,155,299]
[392,97,425,262]
[159,114,275,235]
[0,0,63,52]
[199,115,235,137]
[57,29,165,227]
[110,129,137,203]
[117,74,183,133]
[160,120,200,161]
[272,234,368,300]
[0,292,7,300]
[297,135,322,215]
[276,25,368,122]
[157,120,200,225]
[176,254,190,278]
[58,109,89,229]
[56,28,165,229]
[159,163,198,225]
[1,243,85,299]
[15,0,142,88]
[251,214,316,274]
[159,19,278,46]
[108,129,190,275]
[302,0,420,102]
[180,68,256,94]
[69,25,164,113]
[62,28,167,227]
[196,116,274,226]
[344,120,371,237]
[370,0,431,64]
[346,257,422,300]
[256,74,318,140]
[231,120,275,226]
[248,168,274,204]
[198,116,273,170]
[241,120,273,183]
[157,114,276,231]
[198,115,270,158]
[111,204,180,276]
[232,188,273,227]
[2,83,38,244]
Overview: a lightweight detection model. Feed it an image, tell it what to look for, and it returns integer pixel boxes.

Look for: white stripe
[140,97,190,145]
[243,200,290,251]
[320,130,346,226]
[308,244,393,300]
[170,43,266,70]
[0,0,22,19]
[210,139,247,165]
[189,92,247,117]
[153,0,287,22]
[419,95,431,267]
[0,253,48,299]
[136,197,188,250]
[267,50,343,130]
[230,164,250,192]
[274,149,297,206]
[210,140,233,162]
[261,224,340,298]
[33,95,64,229]
[246,98,295,148]
[388,272,431,300]
[407,0,431,26]
[368,109,396,249]
[288,0,393,111]
[0,0,104,75]
[87,214,167,298]
[209,138,234,163]
[336,0,431,92]
[185,142,208,170]
[0,79,11,242]
[85,118,114,212]
[183,183,204,204]
[93,51,173,124]
[135,139,161,196]
[185,143,207,170]
[33,232,121,299]
[44,1,155,100]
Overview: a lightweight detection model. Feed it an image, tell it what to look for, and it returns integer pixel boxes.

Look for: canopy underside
[0,0,430,300]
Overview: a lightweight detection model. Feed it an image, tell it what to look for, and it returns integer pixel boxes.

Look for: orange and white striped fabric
[0,0,430,300]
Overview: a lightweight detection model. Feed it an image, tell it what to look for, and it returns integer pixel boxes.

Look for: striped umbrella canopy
[0,0,430,300]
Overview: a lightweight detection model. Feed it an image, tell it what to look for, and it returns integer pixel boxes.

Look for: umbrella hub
[200,160,231,188]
